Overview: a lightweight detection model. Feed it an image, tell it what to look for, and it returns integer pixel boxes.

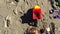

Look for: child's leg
[33,19,37,27]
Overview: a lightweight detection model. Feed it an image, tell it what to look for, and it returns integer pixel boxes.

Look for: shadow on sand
[48,0,56,9]
[50,22,55,34]
[20,8,37,27]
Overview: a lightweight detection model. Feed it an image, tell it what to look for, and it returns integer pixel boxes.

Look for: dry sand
[0,0,60,34]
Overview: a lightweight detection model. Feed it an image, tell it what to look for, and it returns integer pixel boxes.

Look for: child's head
[25,26,40,34]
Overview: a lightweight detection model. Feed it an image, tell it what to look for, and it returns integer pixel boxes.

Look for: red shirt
[32,8,42,20]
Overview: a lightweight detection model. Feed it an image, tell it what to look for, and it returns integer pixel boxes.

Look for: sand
[0,0,60,34]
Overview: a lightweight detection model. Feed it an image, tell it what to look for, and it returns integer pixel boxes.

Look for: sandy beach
[0,0,60,34]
